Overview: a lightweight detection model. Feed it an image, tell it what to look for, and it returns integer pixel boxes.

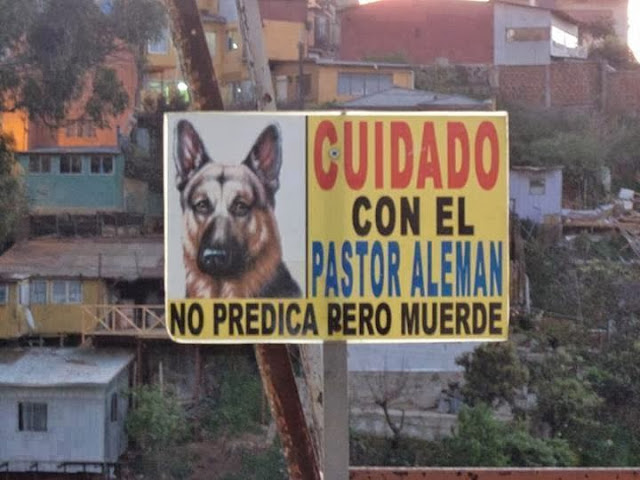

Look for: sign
[164,112,509,343]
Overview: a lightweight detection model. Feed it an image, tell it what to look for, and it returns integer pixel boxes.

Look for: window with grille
[28,155,51,174]
[90,155,114,175]
[0,283,7,304]
[337,72,393,96]
[110,393,118,422]
[29,280,47,304]
[52,280,82,304]
[60,155,82,174]
[529,177,546,195]
[18,402,48,432]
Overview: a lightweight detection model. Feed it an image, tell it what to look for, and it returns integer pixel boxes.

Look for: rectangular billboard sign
[165,112,509,343]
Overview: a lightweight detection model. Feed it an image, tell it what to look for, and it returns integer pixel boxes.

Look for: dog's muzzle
[201,247,231,269]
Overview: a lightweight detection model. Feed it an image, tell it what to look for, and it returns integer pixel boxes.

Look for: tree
[456,342,529,408]
[0,0,166,127]
[126,384,192,479]
[441,404,576,467]
[0,134,26,250]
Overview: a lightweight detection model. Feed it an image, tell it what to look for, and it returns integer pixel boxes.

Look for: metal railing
[81,304,166,339]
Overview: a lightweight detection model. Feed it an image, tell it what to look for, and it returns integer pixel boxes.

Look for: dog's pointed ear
[175,120,210,191]
[243,124,282,202]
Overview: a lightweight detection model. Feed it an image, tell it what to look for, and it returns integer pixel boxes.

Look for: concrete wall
[18,153,125,214]
[510,169,563,223]
[494,3,551,66]
[0,386,106,472]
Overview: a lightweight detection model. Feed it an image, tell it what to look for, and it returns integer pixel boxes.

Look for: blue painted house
[18,147,125,214]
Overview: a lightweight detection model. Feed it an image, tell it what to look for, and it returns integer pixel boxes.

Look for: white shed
[510,165,563,223]
[0,347,133,474]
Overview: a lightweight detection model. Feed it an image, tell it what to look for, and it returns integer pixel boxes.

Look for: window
[18,402,48,432]
[205,32,216,57]
[148,28,169,54]
[506,27,550,42]
[551,25,578,49]
[0,283,7,304]
[299,74,312,97]
[60,155,82,174]
[65,119,95,138]
[29,280,47,304]
[227,31,239,51]
[337,72,393,96]
[230,80,255,104]
[110,393,118,422]
[52,280,82,304]
[90,155,114,175]
[315,15,328,44]
[28,155,51,174]
[530,177,546,195]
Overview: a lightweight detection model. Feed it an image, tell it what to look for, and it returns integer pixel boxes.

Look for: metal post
[323,342,349,479]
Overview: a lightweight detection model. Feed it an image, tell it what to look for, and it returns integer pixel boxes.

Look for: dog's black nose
[201,248,230,269]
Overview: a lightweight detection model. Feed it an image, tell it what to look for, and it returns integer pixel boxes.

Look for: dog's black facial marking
[196,222,247,278]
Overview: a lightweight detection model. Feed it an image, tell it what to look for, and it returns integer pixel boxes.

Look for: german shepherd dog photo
[174,119,301,299]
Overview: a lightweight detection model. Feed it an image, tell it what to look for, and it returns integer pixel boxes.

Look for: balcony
[81,304,168,340]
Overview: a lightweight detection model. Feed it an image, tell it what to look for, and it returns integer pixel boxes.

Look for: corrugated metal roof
[0,236,163,281]
[0,347,133,387]
[19,146,122,155]
[341,87,492,110]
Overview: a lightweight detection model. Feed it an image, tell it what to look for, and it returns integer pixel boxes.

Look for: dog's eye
[193,199,212,214]
[231,200,250,217]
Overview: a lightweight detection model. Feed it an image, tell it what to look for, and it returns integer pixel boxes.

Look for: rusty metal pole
[255,345,321,480]
[163,2,320,478]
[163,0,224,111]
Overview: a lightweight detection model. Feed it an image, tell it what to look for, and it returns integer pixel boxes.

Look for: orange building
[1,48,138,152]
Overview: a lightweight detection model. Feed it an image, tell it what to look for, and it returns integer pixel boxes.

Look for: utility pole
[164,1,320,479]
[236,0,276,111]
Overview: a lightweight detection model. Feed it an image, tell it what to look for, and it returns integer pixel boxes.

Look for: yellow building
[0,237,163,339]
[272,58,415,107]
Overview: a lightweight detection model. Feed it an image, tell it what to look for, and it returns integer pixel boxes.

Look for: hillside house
[18,147,125,215]
[510,165,563,223]
[0,347,133,474]
[339,0,586,66]
[143,0,412,109]
[0,236,164,339]
[271,58,414,107]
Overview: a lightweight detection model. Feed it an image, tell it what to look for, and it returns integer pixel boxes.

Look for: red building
[339,0,495,65]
